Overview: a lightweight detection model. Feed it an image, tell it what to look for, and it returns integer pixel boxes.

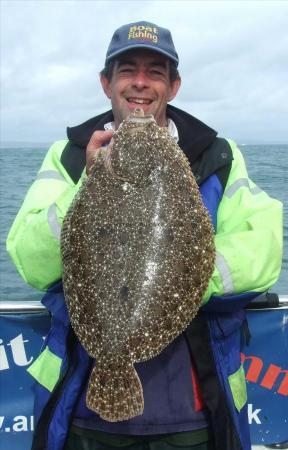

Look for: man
[7,21,282,450]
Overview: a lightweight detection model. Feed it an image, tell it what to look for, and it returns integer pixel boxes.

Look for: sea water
[0,144,287,302]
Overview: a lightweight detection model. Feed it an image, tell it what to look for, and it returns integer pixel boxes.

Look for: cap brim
[106,44,179,66]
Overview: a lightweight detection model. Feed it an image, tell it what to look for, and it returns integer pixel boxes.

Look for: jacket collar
[67,104,217,165]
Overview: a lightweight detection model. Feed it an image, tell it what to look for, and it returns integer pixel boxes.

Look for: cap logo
[128,25,158,44]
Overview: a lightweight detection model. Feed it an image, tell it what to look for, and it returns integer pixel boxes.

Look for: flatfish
[60,108,215,422]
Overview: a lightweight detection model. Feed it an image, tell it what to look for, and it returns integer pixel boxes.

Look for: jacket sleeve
[202,140,283,304]
[6,140,86,290]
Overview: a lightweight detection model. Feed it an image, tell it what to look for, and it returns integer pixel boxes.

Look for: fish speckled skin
[61,109,215,422]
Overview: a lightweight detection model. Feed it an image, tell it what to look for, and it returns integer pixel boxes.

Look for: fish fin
[86,361,144,422]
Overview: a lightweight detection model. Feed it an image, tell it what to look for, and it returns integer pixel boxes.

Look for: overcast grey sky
[1,0,288,144]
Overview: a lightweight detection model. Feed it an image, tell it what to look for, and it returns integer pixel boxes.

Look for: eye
[118,66,134,74]
[149,68,167,78]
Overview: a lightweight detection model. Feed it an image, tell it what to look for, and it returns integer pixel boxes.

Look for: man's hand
[86,130,114,175]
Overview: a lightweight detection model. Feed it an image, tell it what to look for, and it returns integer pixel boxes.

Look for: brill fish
[60,108,215,422]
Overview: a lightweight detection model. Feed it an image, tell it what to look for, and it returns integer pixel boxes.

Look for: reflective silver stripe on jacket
[215,251,234,294]
[37,170,67,182]
[225,178,262,198]
[47,204,61,240]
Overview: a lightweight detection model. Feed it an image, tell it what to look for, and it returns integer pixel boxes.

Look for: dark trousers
[64,428,215,450]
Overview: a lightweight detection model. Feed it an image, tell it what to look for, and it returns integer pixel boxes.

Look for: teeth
[128,98,151,104]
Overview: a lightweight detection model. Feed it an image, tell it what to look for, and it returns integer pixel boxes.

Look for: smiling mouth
[127,98,152,105]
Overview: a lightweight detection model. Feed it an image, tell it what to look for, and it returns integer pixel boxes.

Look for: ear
[168,76,181,102]
[100,74,112,99]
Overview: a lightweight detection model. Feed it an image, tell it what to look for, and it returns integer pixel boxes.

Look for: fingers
[86,130,114,175]
[87,130,114,152]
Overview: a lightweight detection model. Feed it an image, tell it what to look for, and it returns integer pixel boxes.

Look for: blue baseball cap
[105,21,179,66]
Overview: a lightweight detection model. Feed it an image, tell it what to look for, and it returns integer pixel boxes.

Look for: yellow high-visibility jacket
[6,124,283,304]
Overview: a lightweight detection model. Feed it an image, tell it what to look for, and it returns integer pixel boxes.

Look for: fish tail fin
[86,361,144,422]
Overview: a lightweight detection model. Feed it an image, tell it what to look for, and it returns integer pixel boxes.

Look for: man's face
[100,49,181,128]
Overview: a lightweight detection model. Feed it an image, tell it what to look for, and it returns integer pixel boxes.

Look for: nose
[132,70,150,90]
